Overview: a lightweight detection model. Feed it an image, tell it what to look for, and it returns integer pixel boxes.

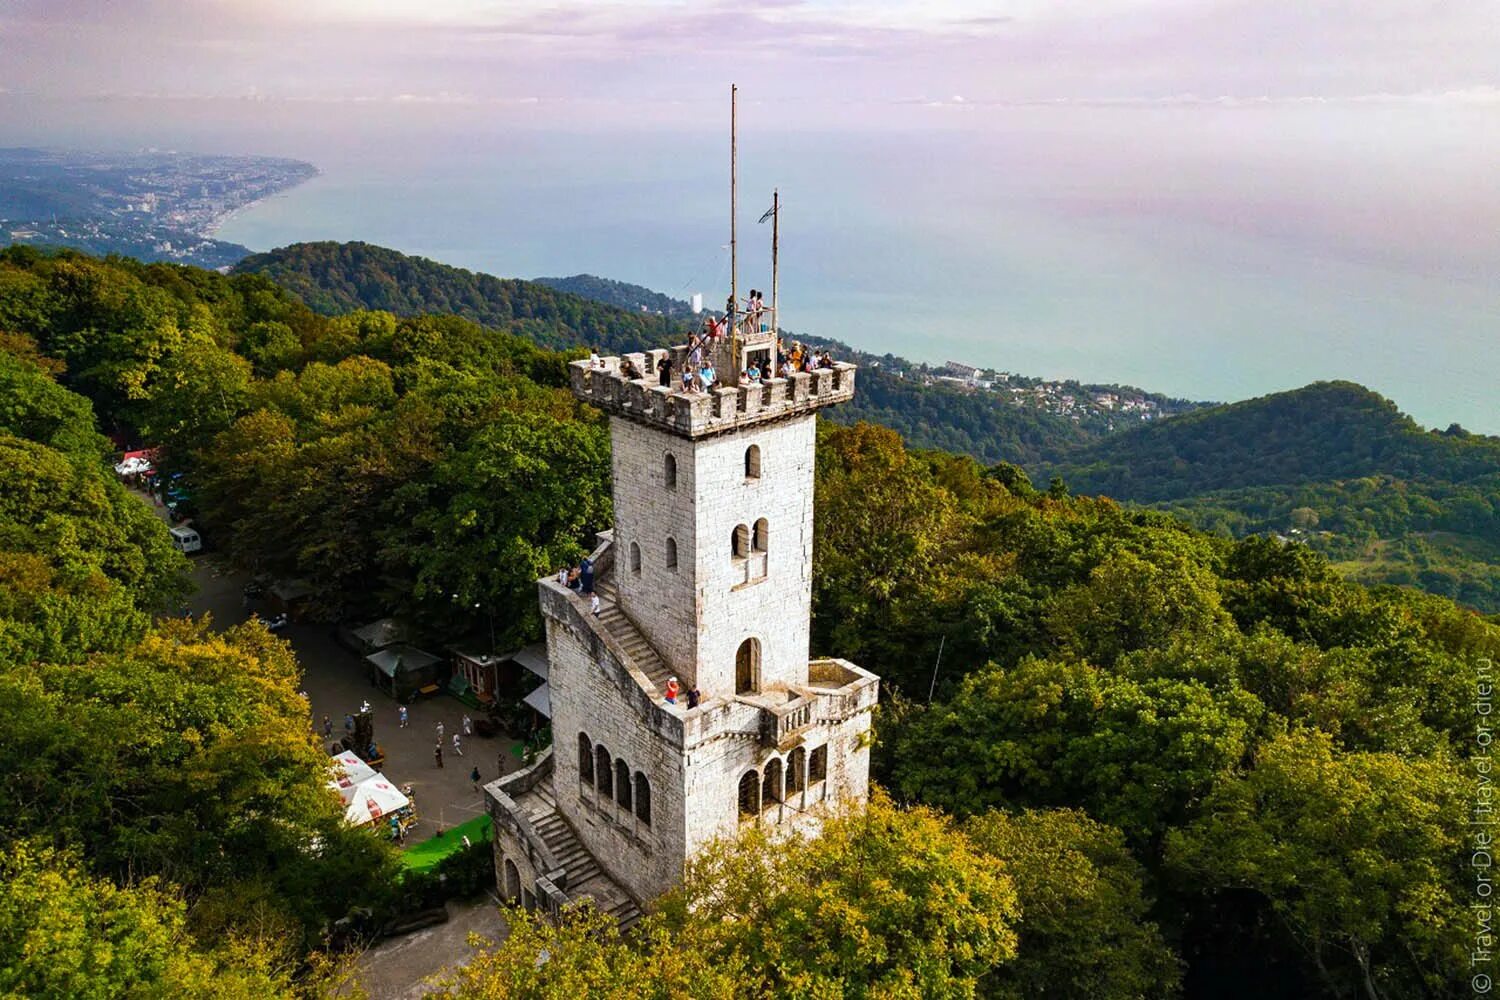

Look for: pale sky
[2,0,1497,127]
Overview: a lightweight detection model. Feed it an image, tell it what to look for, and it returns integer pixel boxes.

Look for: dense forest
[0,245,1487,998]
[1045,381,1500,611]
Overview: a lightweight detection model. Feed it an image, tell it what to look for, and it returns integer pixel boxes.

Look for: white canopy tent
[328,749,377,802]
[342,776,410,826]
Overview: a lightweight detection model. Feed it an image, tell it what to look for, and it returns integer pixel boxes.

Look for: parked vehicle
[168,526,202,554]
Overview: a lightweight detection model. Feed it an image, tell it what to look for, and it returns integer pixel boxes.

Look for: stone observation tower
[483,340,880,925]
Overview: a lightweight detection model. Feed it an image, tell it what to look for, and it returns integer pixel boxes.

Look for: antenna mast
[730,84,738,333]
[771,188,779,364]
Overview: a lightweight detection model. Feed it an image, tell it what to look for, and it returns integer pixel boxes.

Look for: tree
[0,618,399,947]
[888,657,1260,843]
[1166,729,1469,999]
[388,408,612,645]
[964,808,1180,999]
[451,798,1021,999]
[436,903,740,1000]
[0,845,295,1000]
[656,796,1019,999]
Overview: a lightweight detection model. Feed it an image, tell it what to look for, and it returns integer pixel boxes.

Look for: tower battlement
[569,350,856,439]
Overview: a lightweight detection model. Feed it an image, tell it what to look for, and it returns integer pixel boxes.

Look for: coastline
[204,163,321,241]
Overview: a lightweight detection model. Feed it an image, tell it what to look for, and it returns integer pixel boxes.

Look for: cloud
[1,0,1496,121]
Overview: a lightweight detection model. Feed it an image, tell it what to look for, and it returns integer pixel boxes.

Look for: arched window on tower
[745,444,761,479]
[596,745,613,798]
[578,733,594,784]
[752,518,768,553]
[665,536,678,570]
[615,759,632,810]
[634,772,652,826]
[503,858,521,900]
[762,757,783,809]
[809,745,828,783]
[735,637,760,695]
[738,770,760,820]
[630,542,641,575]
[664,452,677,490]
[731,523,750,560]
[787,746,806,797]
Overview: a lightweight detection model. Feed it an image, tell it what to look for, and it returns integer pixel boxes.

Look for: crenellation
[569,354,856,439]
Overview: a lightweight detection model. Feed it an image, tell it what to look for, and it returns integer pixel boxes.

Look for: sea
[199,105,1500,433]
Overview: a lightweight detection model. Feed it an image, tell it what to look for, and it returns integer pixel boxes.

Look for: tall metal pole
[770,188,779,364]
[730,85,738,314]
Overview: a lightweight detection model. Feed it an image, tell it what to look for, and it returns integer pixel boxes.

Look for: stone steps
[602,897,644,934]
[530,809,601,887]
[591,582,674,694]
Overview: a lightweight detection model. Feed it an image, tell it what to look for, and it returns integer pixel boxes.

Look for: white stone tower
[484,341,879,921]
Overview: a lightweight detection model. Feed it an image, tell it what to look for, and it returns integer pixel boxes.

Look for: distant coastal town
[0,148,317,269]
[893,360,1204,428]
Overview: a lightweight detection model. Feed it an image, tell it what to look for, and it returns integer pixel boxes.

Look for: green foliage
[963,808,1181,999]
[0,618,400,948]
[437,904,741,1000]
[446,797,1020,999]
[1044,380,1500,611]
[235,241,680,354]
[819,421,1491,998]
[1167,729,1470,998]
[0,845,296,1000]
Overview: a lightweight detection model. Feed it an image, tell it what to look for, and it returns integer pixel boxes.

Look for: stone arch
[787,746,806,795]
[731,523,750,559]
[745,444,761,479]
[809,745,828,783]
[752,517,768,553]
[737,769,760,819]
[629,541,641,575]
[503,857,521,900]
[762,757,783,806]
[735,637,760,695]
[578,732,593,784]
[615,759,632,810]
[665,536,678,570]
[634,771,652,826]
[595,745,613,798]
[664,452,677,490]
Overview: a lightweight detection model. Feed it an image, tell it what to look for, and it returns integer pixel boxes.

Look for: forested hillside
[1046,381,1500,610]
[235,241,681,354]
[0,245,1487,998]
[536,273,699,321]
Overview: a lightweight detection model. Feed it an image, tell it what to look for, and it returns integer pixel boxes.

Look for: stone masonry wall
[547,603,688,904]
[691,417,816,696]
[610,415,700,686]
[611,413,817,697]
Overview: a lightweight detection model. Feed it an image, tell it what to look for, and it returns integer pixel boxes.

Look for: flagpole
[730,83,738,366]
[771,188,779,367]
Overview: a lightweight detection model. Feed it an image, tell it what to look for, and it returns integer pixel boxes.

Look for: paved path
[345,898,510,1000]
[177,547,522,839]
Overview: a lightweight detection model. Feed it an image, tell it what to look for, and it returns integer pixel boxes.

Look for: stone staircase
[593,581,673,695]
[519,782,644,933]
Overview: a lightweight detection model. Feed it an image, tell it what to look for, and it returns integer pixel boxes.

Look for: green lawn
[401,813,492,873]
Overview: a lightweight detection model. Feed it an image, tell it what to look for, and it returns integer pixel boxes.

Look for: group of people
[738,342,835,385]
[663,675,703,710]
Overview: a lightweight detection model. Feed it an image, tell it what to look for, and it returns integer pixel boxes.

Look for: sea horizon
[203,109,1500,435]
